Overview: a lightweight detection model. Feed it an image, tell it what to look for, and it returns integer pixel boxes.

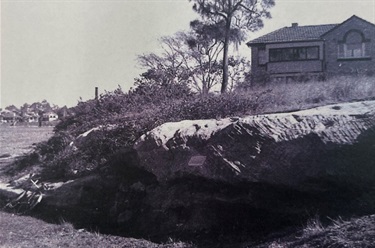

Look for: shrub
[22,75,375,180]
[35,132,73,159]
[244,75,375,114]
[160,93,258,121]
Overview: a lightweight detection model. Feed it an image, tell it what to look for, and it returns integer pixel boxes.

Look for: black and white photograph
[1,0,375,247]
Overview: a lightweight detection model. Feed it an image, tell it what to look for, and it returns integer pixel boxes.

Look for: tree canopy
[137,27,250,95]
[189,0,275,93]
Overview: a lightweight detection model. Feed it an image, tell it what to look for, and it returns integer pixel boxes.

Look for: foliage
[39,84,257,179]
[5,105,20,112]
[227,56,251,92]
[137,34,192,87]
[161,93,257,120]
[137,29,222,95]
[55,83,193,135]
[18,74,375,180]
[40,83,193,179]
[241,75,375,114]
[3,100,67,124]
[189,0,275,93]
[186,21,224,94]
[137,25,251,95]
[35,132,72,159]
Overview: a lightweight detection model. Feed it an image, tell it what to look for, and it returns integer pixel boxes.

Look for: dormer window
[338,30,370,59]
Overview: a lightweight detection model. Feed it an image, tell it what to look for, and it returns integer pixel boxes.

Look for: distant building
[42,112,58,122]
[1,110,22,123]
[22,112,39,123]
[247,15,375,83]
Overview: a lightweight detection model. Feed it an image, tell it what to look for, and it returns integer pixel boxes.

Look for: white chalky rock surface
[135,101,375,185]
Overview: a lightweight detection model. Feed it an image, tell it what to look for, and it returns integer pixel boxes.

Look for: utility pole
[95,87,98,100]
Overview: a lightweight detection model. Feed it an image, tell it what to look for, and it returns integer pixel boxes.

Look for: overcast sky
[1,0,375,108]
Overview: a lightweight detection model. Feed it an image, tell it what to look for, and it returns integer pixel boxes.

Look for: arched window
[338,30,370,59]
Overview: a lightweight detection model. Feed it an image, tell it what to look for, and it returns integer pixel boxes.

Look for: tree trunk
[221,18,231,94]
[202,83,209,95]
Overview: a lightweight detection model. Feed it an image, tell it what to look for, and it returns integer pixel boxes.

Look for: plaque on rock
[188,155,206,167]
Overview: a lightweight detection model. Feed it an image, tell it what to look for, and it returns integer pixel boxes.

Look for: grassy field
[0,125,54,160]
[0,125,54,181]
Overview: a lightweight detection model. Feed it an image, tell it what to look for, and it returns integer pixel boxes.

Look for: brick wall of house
[250,41,325,82]
[323,17,375,77]
[266,41,324,75]
[267,60,322,74]
[251,46,268,82]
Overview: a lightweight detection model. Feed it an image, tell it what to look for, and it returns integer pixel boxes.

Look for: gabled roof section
[247,23,338,46]
[321,15,375,37]
[247,15,375,46]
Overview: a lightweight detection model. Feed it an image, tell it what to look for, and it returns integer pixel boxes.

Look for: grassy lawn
[0,126,54,182]
[0,126,54,158]
[0,211,192,248]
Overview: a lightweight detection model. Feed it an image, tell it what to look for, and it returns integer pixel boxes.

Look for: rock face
[111,100,375,243]
[134,101,375,187]
[24,101,375,245]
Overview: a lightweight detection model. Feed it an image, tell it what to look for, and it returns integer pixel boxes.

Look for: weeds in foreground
[255,215,375,248]
[303,216,325,237]
[246,75,375,114]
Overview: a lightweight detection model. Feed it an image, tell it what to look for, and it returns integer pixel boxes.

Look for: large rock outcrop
[14,100,375,245]
[134,100,375,187]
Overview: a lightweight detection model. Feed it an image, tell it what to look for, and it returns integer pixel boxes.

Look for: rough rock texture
[135,101,375,186]
[16,101,375,246]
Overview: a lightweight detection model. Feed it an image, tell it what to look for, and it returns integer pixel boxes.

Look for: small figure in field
[38,111,43,127]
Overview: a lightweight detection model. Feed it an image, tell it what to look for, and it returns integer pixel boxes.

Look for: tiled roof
[247,24,338,45]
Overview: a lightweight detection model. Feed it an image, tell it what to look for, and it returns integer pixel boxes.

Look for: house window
[338,30,370,59]
[269,46,319,62]
[306,47,319,59]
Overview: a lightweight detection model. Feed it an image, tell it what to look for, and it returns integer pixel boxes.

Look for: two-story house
[247,15,375,83]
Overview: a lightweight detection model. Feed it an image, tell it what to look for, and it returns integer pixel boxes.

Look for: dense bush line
[10,75,375,180]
